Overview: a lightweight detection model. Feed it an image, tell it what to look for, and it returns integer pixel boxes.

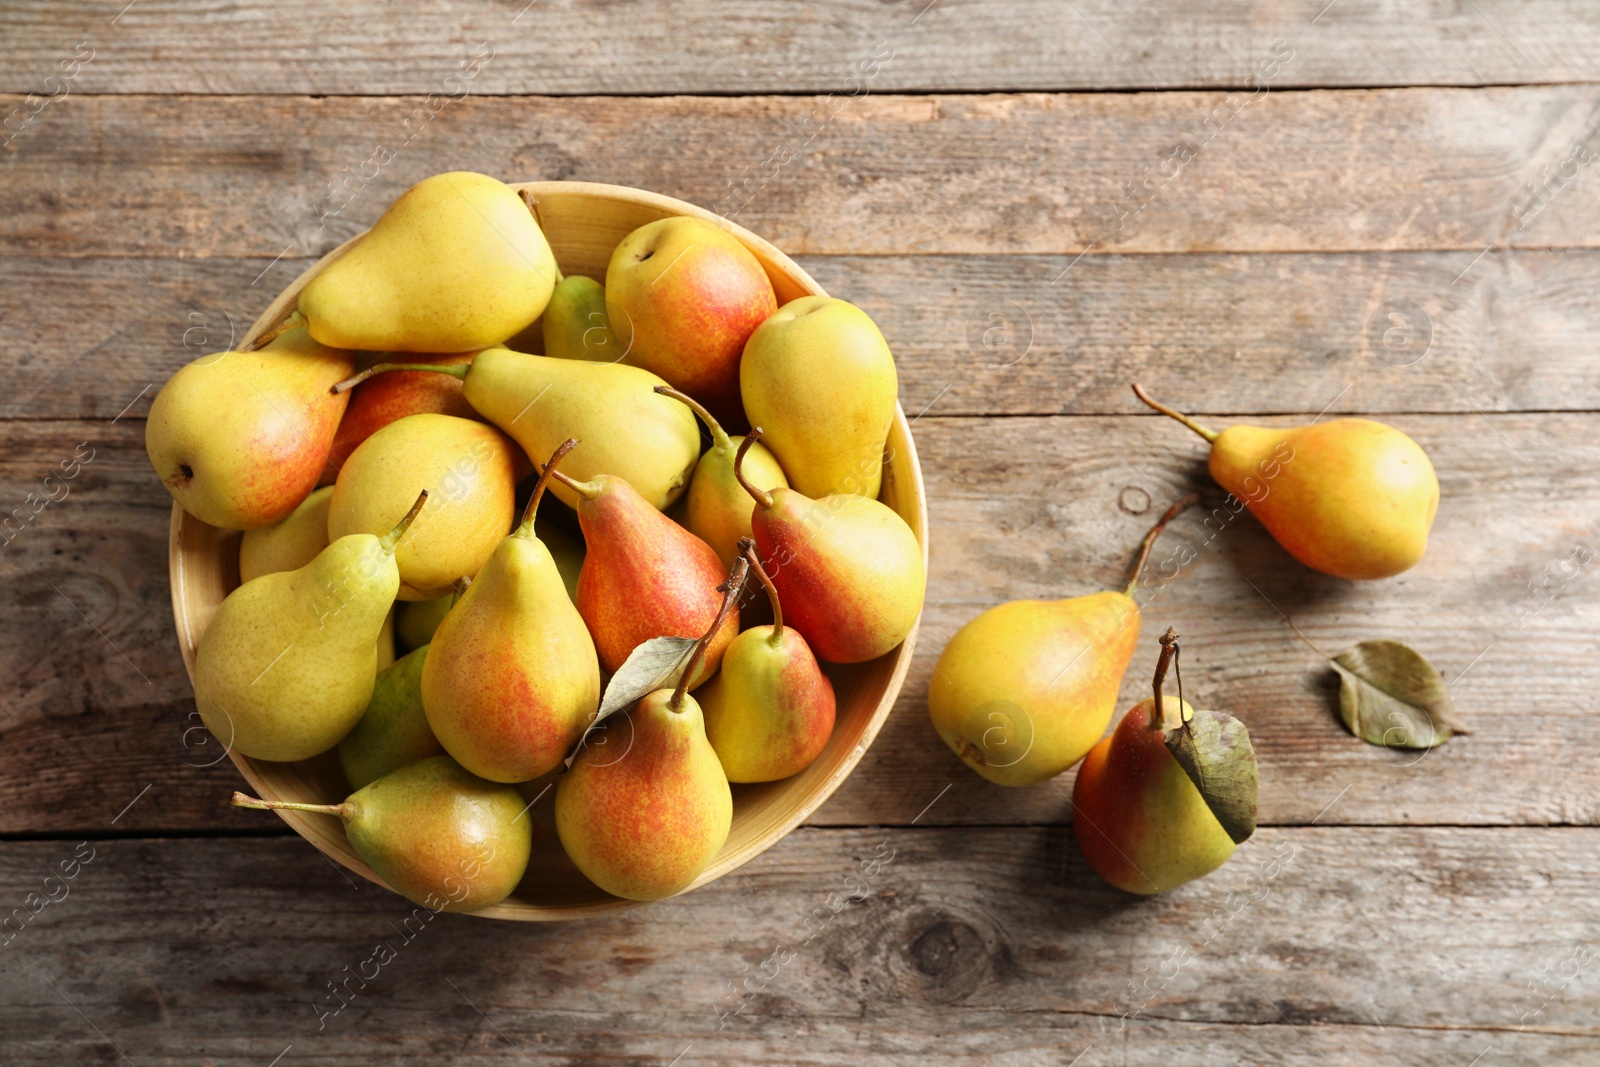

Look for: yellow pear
[238,485,333,583]
[740,296,897,499]
[1133,384,1438,580]
[328,413,518,600]
[297,172,558,353]
[928,495,1197,786]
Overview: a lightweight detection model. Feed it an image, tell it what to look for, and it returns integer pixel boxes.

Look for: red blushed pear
[1132,384,1438,580]
[733,429,925,664]
[555,557,746,901]
[320,352,481,485]
[146,328,354,530]
[545,462,737,689]
[700,539,836,783]
[605,216,777,429]
[421,441,602,783]
[1072,629,1259,895]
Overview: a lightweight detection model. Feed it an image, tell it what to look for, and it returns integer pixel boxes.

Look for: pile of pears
[931,385,1440,895]
[147,172,926,910]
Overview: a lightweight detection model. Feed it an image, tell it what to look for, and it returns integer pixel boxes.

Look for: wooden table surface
[4,2,1599,1063]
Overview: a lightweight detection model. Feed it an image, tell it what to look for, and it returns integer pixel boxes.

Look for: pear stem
[655,385,731,450]
[1149,627,1184,731]
[738,536,782,640]
[733,429,774,509]
[1124,492,1202,596]
[379,490,429,554]
[519,439,577,537]
[231,791,346,818]
[542,465,601,501]
[671,555,750,712]
[331,362,471,395]
[1132,383,1220,444]
[247,309,306,351]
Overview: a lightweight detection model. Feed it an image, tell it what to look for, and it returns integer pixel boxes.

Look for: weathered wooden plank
[3,0,1598,96]
[1,414,1594,833]
[5,249,1598,422]
[4,88,1599,258]
[1,829,1595,1064]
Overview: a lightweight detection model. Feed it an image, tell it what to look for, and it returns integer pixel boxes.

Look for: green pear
[332,347,700,513]
[423,442,601,783]
[700,540,835,782]
[375,607,396,673]
[735,430,924,664]
[656,386,788,569]
[328,413,519,600]
[233,755,531,912]
[238,485,334,583]
[740,296,897,499]
[146,329,353,530]
[397,593,455,652]
[928,495,1197,786]
[555,558,744,900]
[194,492,426,762]
[339,644,445,789]
[296,172,558,353]
[1133,385,1438,580]
[543,275,624,363]
[1072,630,1258,894]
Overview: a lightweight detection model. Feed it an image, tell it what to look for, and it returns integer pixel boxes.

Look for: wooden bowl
[167,181,928,920]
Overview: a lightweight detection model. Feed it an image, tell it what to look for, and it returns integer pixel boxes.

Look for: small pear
[656,386,788,569]
[547,462,737,688]
[146,329,353,530]
[928,495,1198,786]
[606,216,776,427]
[332,347,699,512]
[701,540,836,783]
[328,413,518,600]
[734,430,924,664]
[296,172,558,353]
[397,592,456,652]
[1072,630,1258,894]
[238,485,334,583]
[320,351,481,485]
[194,492,426,762]
[1133,384,1438,580]
[423,442,602,783]
[740,296,897,499]
[339,644,445,789]
[555,562,744,900]
[233,755,531,912]
[543,276,624,363]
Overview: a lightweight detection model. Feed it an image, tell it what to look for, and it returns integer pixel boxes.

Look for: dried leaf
[563,635,698,771]
[1331,640,1462,750]
[1165,710,1258,844]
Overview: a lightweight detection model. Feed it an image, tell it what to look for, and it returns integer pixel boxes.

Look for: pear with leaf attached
[1132,384,1438,580]
[194,491,427,762]
[555,558,744,901]
[293,172,558,353]
[233,755,530,912]
[928,494,1198,787]
[423,441,601,783]
[700,540,836,782]
[734,429,924,664]
[1072,629,1258,894]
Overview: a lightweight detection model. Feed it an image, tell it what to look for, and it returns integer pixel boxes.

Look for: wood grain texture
[3,414,1594,834]
[4,0,1600,95]
[5,88,1600,259]
[5,249,1598,422]
[1,829,1595,1064]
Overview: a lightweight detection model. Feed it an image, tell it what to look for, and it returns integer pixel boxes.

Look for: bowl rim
[167,179,928,920]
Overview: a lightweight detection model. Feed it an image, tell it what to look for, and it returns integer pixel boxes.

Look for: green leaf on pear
[585,635,697,735]
[1331,639,1463,750]
[1164,710,1258,845]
